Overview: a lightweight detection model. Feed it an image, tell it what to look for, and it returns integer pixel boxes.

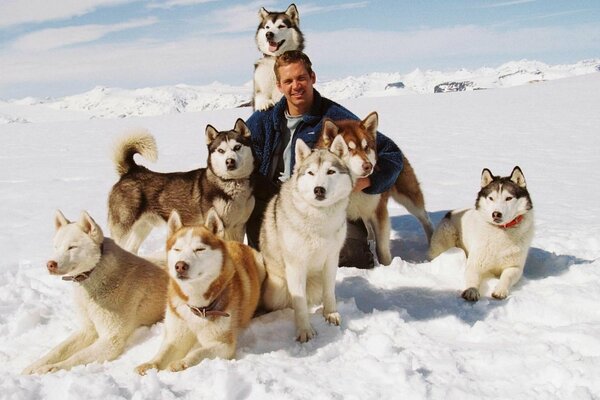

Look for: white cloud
[0,0,137,28]
[300,2,370,15]
[12,18,159,51]
[147,0,217,9]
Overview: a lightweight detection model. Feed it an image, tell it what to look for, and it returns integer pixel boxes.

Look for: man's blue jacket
[245,89,403,195]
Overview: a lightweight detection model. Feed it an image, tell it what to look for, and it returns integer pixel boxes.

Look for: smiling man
[245,50,403,269]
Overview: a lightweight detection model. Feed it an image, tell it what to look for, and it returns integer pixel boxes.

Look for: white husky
[23,210,168,374]
[429,166,534,301]
[259,136,354,342]
[253,3,304,111]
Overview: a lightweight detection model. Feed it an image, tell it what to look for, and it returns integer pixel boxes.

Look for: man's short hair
[274,50,314,82]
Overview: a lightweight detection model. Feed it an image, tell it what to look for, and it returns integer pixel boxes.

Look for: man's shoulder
[318,94,358,121]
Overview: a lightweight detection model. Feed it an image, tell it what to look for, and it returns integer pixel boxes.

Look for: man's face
[276,61,316,115]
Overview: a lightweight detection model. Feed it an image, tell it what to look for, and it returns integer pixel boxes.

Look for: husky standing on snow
[23,210,168,374]
[429,166,534,302]
[316,112,434,265]
[259,137,354,342]
[253,3,304,111]
[108,119,255,254]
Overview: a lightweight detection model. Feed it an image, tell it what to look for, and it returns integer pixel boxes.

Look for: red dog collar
[501,214,524,228]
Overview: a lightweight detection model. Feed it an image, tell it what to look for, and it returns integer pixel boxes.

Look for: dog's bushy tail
[112,129,158,176]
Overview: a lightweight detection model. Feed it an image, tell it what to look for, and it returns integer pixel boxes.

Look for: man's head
[275,50,316,116]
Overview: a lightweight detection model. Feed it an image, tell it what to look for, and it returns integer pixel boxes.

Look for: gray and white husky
[260,136,354,342]
[108,119,255,254]
[429,166,534,302]
[253,3,304,111]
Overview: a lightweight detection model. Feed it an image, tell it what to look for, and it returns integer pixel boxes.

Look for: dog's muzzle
[314,186,326,201]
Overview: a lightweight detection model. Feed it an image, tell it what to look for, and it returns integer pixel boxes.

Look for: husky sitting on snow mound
[253,3,304,111]
[259,136,354,343]
[108,119,255,254]
[135,209,265,375]
[23,210,168,374]
[429,166,534,302]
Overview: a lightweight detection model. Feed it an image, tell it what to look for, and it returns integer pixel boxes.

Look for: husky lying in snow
[253,3,304,111]
[429,166,534,302]
[136,209,265,374]
[23,210,168,374]
[259,136,353,342]
[316,112,434,265]
[108,119,255,254]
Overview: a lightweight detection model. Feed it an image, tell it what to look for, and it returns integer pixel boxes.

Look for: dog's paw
[324,311,341,326]
[168,360,188,372]
[296,326,317,343]
[461,287,481,302]
[21,364,40,375]
[135,362,158,376]
[255,99,275,111]
[491,289,508,300]
[34,364,60,374]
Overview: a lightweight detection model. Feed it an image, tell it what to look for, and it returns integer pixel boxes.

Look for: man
[246,50,403,268]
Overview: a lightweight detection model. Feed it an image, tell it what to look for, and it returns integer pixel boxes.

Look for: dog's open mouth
[269,40,285,53]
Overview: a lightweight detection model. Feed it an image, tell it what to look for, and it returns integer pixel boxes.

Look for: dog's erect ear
[510,166,527,188]
[205,125,219,145]
[295,139,312,164]
[362,112,378,141]
[54,209,70,231]
[78,211,104,244]
[320,118,338,147]
[205,208,225,238]
[330,135,349,159]
[234,119,251,139]
[259,7,269,20]
[480,168,494,187]
[286,4,300,25]
[167,210,183,237]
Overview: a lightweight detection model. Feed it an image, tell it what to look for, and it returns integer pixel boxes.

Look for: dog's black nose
[226,158,236,170]
[492,211,503,220]
[314,186,326,200]
[175,261,189,274]
[266,31,274,40]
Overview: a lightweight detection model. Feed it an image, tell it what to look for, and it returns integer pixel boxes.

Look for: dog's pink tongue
[269,41,278,52]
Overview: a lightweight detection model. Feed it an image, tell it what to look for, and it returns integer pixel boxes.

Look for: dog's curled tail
[112,129,158,176]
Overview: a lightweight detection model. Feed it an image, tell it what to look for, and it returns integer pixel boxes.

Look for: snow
[1,70,600,399]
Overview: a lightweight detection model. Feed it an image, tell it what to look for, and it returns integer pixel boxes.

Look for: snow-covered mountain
[1,59,599,122]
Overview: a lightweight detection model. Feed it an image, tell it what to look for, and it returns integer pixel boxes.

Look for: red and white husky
[316,112,433,265]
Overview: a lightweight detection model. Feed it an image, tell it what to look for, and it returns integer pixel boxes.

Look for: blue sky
[1,0,599,99]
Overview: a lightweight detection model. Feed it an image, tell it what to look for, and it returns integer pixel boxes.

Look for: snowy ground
[1,73,599,399]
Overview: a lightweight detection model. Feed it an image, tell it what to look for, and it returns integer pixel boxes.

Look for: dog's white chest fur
[253,57,282,111]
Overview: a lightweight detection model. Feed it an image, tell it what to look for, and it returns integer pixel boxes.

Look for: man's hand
[353,177,371,193]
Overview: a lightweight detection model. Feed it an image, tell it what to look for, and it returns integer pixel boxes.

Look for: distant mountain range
[1,59,599,121]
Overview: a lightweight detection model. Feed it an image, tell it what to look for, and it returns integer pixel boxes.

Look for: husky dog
[22,210,168,374]
[135,209,265,374]
[429,166,534,301]
[253,3,304,111]
[260,136,353,342]
[316,112,434,265]
[108,119,255,254]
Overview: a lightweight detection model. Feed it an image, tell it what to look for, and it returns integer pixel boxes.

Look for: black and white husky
[429,166,534,302]
[253,3,304,111]
[259,136,354,342]
[108,120,255,254]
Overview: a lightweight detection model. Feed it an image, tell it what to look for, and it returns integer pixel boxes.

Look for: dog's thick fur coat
[23,211,168,374]
[135,209,265,374]
[259,137,353,342]
[108,119,255,253]
[429,166,534,301]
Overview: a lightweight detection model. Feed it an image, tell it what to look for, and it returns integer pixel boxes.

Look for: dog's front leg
[492,266,523,300]
[322,253,341,326]
[136,311,195,375]
[22,328,98,374]
[462,259,483,302]
[286,262,315,342]
[169,336,236,372]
